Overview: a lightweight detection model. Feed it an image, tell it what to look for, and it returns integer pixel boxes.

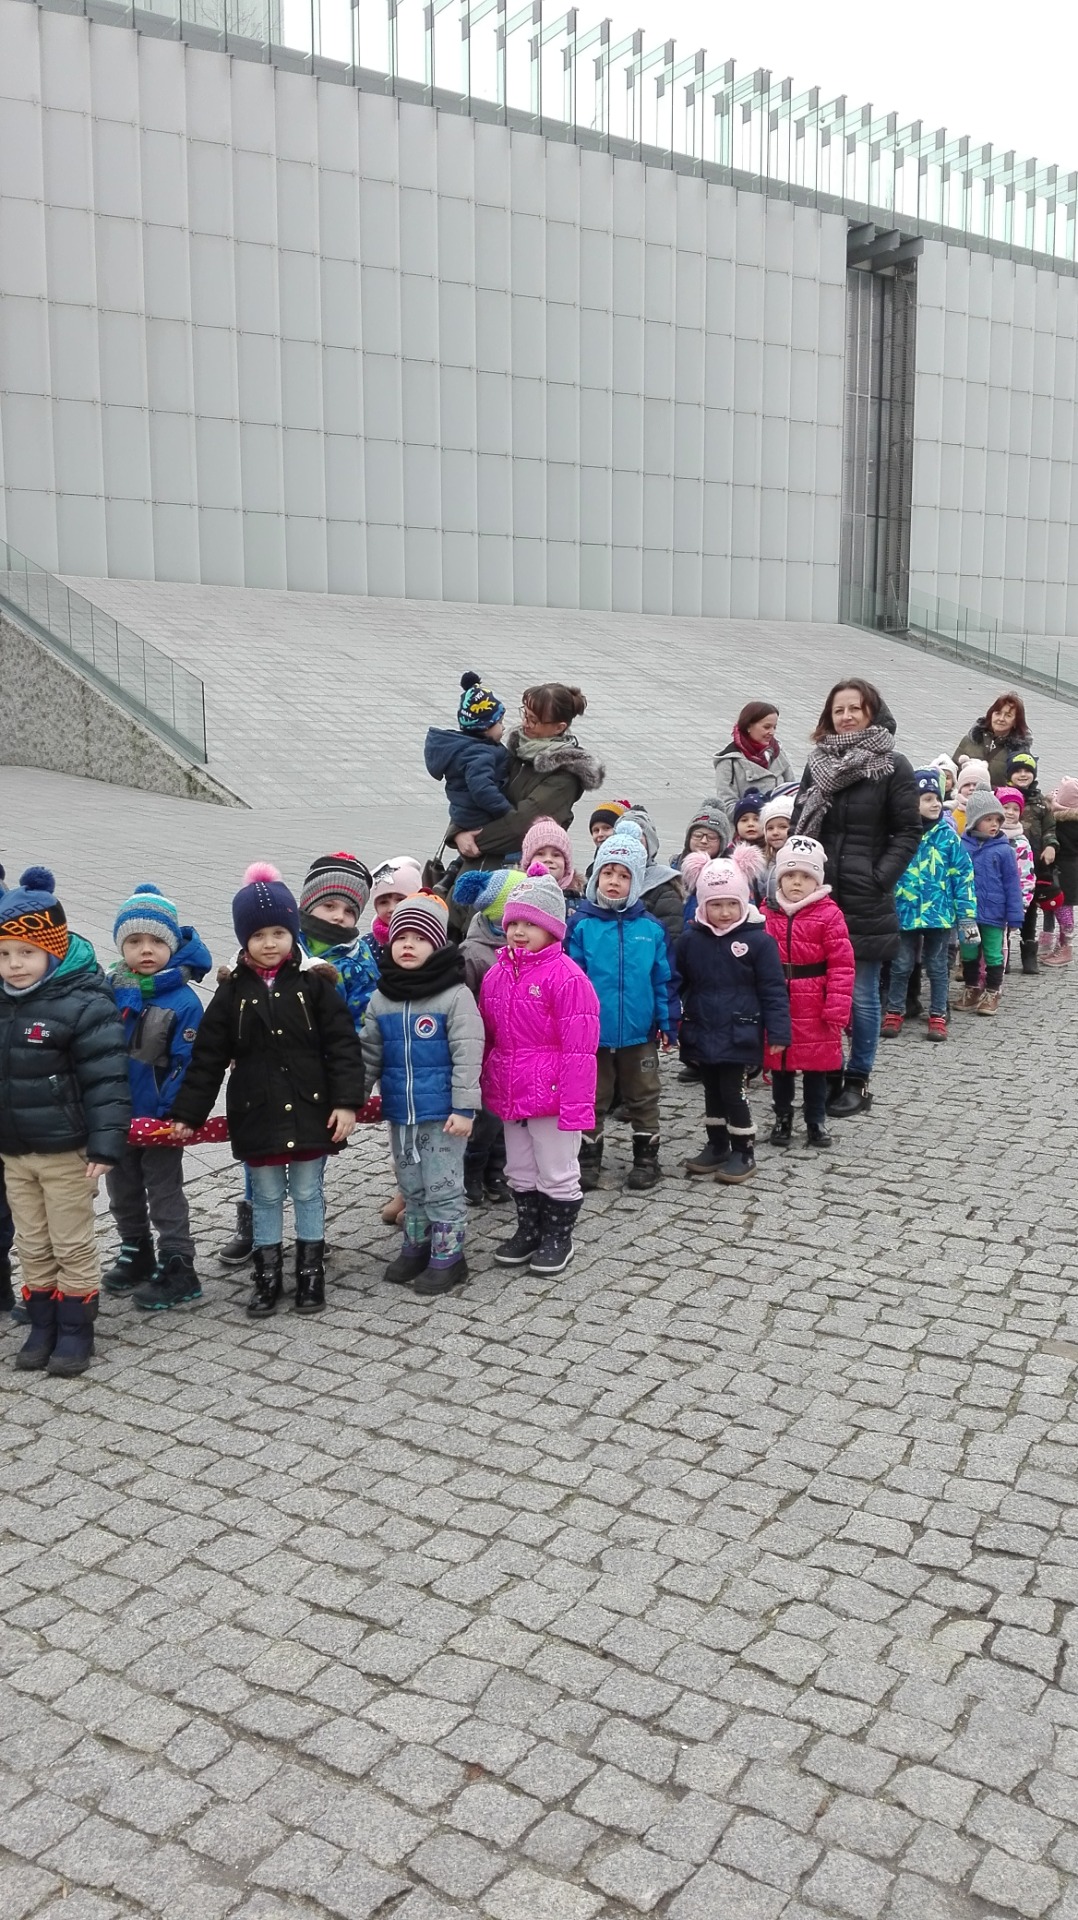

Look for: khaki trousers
[2,1151,101,1297]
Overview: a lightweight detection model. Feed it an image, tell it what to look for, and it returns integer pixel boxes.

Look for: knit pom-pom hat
[776,835,828,887]
[589,798,632,831]
[732,787,766,825]
[955,757,991,794]
[371,857,423,907]
[502,862,567,941]
[114,882,181,955]
[914,767,945,800]
[387,891,450,952]
[963,787,1006,831]
[457,670,505,733]
[453,868,527,925]
[300,852,372,919]
[679,849,711,894]
[685,803,728,841]
[521,816,574,881]
[0,866,69,960]
[995,785,1025,812]
[232,862,300,948]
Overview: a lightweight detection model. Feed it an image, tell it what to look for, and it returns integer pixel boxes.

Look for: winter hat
[458,671,505,733]
[930,752,959,781]
[232,862,300,948]
[914,768,945,800]
[621,806,660,863]
[963,787,1005,831]
[589,823,648,909]
[114,883,181,956]
[686,804,728,841]
[1051,776,1078,811]
[387,891,450,952]
[300,852,372,920]
[776,835,827,887]
[0,866,69,960]
[695,857,750,926]
[590,798,632,831]
[521,816,573,878]
[371,857,424,907]
[733,788,766,825]
[1008,750,1038,781]
[995,785,1025,812]
[759,791,795,825]
[955,757,991,794]
[502,863,568,941]
[453,867,526,926]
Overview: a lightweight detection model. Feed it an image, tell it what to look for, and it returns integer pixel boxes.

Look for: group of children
[0,679,1072,1375]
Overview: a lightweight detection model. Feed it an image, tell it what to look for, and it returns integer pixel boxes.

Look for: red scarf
[733,723,779,769]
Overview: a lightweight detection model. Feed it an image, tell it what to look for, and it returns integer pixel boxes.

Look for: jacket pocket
[49,1072,85,1132]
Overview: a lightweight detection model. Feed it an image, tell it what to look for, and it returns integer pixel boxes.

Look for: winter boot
[463,1165,486,1206]
[880,1011,904,1038]
[102,1237,156,1296]
[827,1075,873,1118]
[1043,940,1073,966]
[926,1014,948,1042]
[685,1126,731,1175]
[247,1245,283,1317]
[977,988,1002,1015]
[530,1198,582,1276]
[483,1170,511,1204]
[626,1134,663,1191]
[46,1293,96,1376]
[1039,927,1058,960]
[714,1132,757,1183]
[14,1289,58,1371]
[494,1191,544,1267]
[1020,940,1040,976]
[578,1135,604,1192]
[383,1238,432,1286]
[219,1201,254,1267]
[293,1241,326,1314]
[0,1252,13,1315]
[805,1122,833,1148]
[133,1251,203,1311]
[769,1110,794,1148]
[953,983,984,1011]
[415,1222,468,1296]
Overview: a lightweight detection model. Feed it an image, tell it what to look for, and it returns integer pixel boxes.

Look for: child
[589,799,632,854]
[762,836,854,1146]
[103,883,211,1310]
[1007,752,1058,971]
[955,790,1026,1014]
[480,866,600,1275]
[951,758,991,834]
[996,790,1036,934]
[522,817,585,917]
[370,859,424,956]
[619,804,685,942]
[424,672,510,834]
[171,863,365,1317]
[300,852,380,1022]
[675,804,729,870]
[929,754,959,807]
[882,771,977,1042]
[0,867,130,1375]
[760,792,794,858]
[361,892,484,1293]
[730,789,767,850]
[453,867,526,1204]
[567,826,680,1192]
[676,857,791,1182]
[1044,775,1078,966]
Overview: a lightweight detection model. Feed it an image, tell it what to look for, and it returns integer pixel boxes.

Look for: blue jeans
[248,1160,326,1245]
[847,959,883,1078]
[888,928,950,1018]
[390,1122,467,1265]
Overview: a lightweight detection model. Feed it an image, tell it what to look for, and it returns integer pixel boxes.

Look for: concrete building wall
[0,0,846,618]
[911,240,1078,636]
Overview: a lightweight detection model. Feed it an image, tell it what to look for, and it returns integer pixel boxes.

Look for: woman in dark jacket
[793,679,920,1118]
[954,692,1032,788]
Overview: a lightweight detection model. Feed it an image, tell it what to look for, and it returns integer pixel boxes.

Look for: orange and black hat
[0,866,69,960]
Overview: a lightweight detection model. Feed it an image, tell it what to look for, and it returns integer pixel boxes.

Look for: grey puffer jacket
[0,933,130,1163]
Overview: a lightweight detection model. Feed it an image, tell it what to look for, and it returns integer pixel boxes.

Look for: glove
[959,922,981,946]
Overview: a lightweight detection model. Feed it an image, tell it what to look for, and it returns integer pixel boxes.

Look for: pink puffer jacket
[762,891,855,1074]
[480,942,599,1132]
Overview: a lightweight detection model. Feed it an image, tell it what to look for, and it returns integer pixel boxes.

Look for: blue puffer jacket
[424,727,511,831]
[110,927,211,1120]
[675,917,792,1065]
[361,981,485,1126]
[566,901,680,1049]
[300,928,379,1032]
[961,830,1026,928]
[895,819,977,931]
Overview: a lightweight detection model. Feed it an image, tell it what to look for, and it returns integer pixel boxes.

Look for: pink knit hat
[776,835,827,886]
[521,817,573,883]
[1051,776,1078,810]
[502,862,567,941]
[372,857,423,907]
[995,786,1024,812]
[695,858,750,926]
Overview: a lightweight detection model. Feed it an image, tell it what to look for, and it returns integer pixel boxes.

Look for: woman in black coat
[793,678,920,1117]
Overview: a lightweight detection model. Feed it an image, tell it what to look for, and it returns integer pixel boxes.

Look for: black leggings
[701,1063,753,1137]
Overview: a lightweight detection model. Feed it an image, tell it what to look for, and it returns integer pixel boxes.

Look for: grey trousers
[106,1144,194,1258]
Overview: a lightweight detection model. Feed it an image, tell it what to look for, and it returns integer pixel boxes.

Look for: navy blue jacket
[567,900,680,1049]
[961,830,1026,928]
[424,727,512,831]
[675,918,792,1066]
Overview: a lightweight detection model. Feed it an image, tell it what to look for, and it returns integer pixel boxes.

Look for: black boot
[47,1293,96,1376]
[578,1135,604,1192]
[463,1165,486,1206]
[0,1252,13,1314]
[626,1133,663,1191]
[827,1074,873,1119]
[1020,940,1039,976]
[293,1241,326,1314]
[219,1200,254,1267]
[383,1238,431,1286]
[483,1170,511,1204]
[685,1126,730,1175]
[805,1121,833,1148]
[494,1192,543,1267]
[530,1198,582,1275]
[769,1110,794,1148]
[247,1245,283,1317]
[14,1289,58,1371]
[133,1251,203,1311]
[715,1134,757,1184]
[102,1237,155,1296]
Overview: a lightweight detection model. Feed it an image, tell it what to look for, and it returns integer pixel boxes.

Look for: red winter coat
[762,891,855,1074]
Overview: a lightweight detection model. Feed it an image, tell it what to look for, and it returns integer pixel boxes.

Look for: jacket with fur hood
[762,890,855,1075]
[479,941,599,1131]
[466,730,605,862]
[791,700,920,963]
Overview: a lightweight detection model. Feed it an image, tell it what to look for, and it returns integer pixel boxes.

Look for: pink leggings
[503,1117,582,1202]
[1058,905,1075,938]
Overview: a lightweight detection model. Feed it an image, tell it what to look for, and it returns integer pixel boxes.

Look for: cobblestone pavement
[3,957,1078,1919]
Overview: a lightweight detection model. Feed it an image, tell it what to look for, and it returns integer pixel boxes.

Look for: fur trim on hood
[217,949,333,985]
[505,730,606,791]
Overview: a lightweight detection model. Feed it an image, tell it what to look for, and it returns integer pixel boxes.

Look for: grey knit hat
[502,863,567,940]
[963,786,1005,831]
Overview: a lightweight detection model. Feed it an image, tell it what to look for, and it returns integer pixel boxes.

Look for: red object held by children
[127,1094,382,1148]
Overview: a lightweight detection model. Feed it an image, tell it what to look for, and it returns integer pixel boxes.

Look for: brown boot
[977,988,1001,1015]
[953,985,984,1011]
[1042,940,1073,966]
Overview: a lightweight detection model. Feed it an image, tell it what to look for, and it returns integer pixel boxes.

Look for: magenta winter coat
[762,891,855,1074]
[479,941,600,1133]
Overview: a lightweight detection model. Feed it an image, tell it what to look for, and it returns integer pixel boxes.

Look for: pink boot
[1043,940,1073,966]
[1039,928,1057,959]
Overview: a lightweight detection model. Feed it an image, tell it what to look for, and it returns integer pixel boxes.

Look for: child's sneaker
[880,1011,904,1037]
[926,1015,948,1041]
[133,1253,203,1311]
[977,989,1002,1015]
[102,1238,155,1295]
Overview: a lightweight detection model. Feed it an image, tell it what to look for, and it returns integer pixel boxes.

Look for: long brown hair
[811,678,882,742]
[522,684,587,727]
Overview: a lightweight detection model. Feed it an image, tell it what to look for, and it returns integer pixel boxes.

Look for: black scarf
[377,943,465,1002]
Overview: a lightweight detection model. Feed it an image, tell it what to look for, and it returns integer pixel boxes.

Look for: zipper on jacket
[402,999,414,1124]
[617,917,625,1050]
[298,989,314,1033]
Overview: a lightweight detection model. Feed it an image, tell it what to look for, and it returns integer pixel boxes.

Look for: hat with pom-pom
[955,757,991,794]
[457,670,505,734]
[453,867,527,926]
[232,862,299,948]
[760,790,796,825]
[388,891,450,952]
[588,823,647,909]
[300,851,372,919]
[0,866,69,960]
[732,787,766,826]
[996,785,1025,812]
[502,863,568,941]
[589,797,632,832]
[695,856,750,920]
[114,882,181,955]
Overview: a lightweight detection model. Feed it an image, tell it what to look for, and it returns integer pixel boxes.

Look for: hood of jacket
[504,729,606,791]
[424,727,483,778]
[14,931,99,998]
[462,912,505,955]
[876,699,898,738]
[111,926,211,1000]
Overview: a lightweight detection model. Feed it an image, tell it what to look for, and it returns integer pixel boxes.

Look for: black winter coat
[171,954,366,1162]
[675,919,792,1066]
[793,747,920,962]
[0,934,130,1163]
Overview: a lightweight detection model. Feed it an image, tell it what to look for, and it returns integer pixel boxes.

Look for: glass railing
[0,540,208,763]
[843,581,1078,704]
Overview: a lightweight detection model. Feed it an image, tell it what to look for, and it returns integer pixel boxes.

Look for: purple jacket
[479,942,599,1132]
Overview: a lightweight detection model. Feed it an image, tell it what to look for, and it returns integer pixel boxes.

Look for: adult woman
[793,679,920,1118]
[954,692,1032,788]
[712,702,796,820]
[450,683,604,864]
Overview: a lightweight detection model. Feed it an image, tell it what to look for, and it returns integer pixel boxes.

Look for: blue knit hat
[733,787,766,825]
[458,671,505,734]
[232,863,299,948]
[914,768,944,800]
[0,866,68,961]
[114,882,181,955]
[588,822,647,909]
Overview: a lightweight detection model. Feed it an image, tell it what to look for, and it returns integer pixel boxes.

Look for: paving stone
[572,1765,671,1835]
[716,1812,821,1891]
[409,1833,502,1899]
[800,1847,894,1917]
[968,1846,1060,1916]
[667,1862,788,1920]
[480,1866,605,1919]
[586,1841,691,1911]
[521,1812,598,1871]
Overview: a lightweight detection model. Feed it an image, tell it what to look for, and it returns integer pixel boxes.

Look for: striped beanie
[114,882,181,955]
[589,798,632,832]
[453,867,526,926]
[300,852,372,919]
[0,866,69,961]
[388,891,450,951]
[502,863,567,941]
